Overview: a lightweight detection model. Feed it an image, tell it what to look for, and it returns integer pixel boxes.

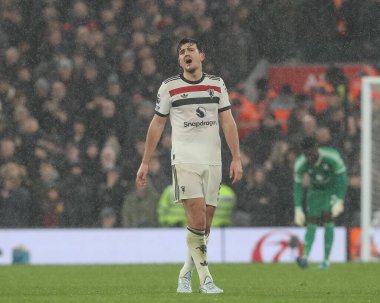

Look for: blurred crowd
[0,0,377,229]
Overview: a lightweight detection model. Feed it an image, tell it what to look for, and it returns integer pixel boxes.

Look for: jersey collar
[180,73,205,84]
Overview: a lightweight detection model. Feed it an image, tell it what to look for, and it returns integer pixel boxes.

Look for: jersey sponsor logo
[183,120,217,128]
[184,106,217,127]
[196,106,206,118]
[180,93,188,98]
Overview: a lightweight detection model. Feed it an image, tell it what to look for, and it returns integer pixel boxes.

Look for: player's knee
[188,216,206,231]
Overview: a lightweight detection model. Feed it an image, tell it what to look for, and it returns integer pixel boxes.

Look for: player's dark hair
[300,136,318,151]
[176,38,203,56]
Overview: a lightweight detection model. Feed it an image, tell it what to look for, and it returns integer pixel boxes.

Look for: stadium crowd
[0,0,377,229]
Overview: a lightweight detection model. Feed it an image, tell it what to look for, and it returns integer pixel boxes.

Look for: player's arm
[334,171,348,200]
[219,109,243,184]
[330,171,348,217]
[293,181,304,208]
[137,81,170,187]
[330,153,349,217]
[293,157,306,226]
[136,114,167,186]
[293,157,306,207]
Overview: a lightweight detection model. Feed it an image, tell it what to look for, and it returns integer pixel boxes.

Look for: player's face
[304,148,319,164]
[178,43,205,73]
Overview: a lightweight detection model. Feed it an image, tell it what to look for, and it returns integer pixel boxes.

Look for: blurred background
[0,0,379,263]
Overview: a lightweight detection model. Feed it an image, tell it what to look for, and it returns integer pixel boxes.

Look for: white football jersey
[155,73,231,165]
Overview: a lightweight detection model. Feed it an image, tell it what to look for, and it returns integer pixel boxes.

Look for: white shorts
[172,163,222,206]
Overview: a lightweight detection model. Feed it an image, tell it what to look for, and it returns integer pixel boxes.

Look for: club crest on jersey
[196,244,207,254]
[208,89,215,98]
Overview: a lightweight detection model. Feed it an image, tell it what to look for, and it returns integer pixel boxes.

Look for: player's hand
[294,207,305,226]
[136,163,149,187]
[230,158,243,184]
[331,199,344,217]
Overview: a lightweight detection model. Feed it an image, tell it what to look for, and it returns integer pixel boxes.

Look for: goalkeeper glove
[331,199,344,217]
[294,207,305,226]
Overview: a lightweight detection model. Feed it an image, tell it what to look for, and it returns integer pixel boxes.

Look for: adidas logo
[180,93,188,98]
[200,261,209,266]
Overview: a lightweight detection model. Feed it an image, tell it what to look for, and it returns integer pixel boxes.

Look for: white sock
[179,234,209,277]
[185,227,212,285]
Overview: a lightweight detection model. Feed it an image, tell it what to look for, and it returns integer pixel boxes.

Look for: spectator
[0,137,21,165]
[157,185,187,227]
[29,78,50,120]
[98,206,118,228]
[0,0,373,228]
[229,90,260,139]
[82,140,102,180]
[316,126,332,147]
[211,184,237,227]
[270,84,296,133]
[58,162,96,227]
[0,162,32,228]
[30,160,60,220]
[41,186,65,228]
[65,118,90,153]
[147,155,171,193]
[233,165,278,226]
[265,141,296,226]
[39,80,71,136]
[95,167,127,227]
[122,179,160,228]
[243,113,284,165]
[62,142,81,175]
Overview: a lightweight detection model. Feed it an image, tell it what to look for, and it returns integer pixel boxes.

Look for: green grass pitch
[0,263,379,303]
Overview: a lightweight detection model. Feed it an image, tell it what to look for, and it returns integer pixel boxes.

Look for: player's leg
[318,191,336,269]
[297,216,318,269]
[297,190,321,269]
[179,205,214,278]
[320,210,334,269]
[304,218,319,258]
[182,198,212,284]
[177,198,208,293]
[198,166,223,294]
[174,164,213,293]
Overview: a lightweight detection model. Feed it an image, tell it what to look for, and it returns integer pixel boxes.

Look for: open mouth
[185,58,192,64]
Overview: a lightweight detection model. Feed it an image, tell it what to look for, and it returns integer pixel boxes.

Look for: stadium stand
[0,0,376,230]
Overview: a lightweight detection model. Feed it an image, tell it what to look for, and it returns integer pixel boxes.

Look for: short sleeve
[332,153,347,174]
[155,82,171,117]
[218,78,231,111]
[294,156,306,183]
